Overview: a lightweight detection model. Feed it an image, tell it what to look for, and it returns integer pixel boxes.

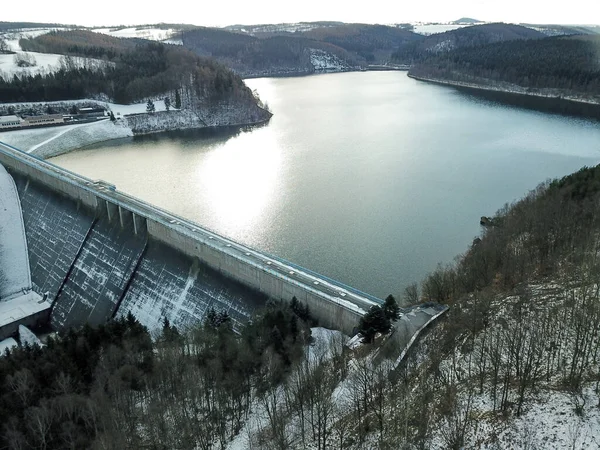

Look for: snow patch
[309,48,351,72]
[92,27,176,42]
[18,325,42,347]
[0,338,18,354]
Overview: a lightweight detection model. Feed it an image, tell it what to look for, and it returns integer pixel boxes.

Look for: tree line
[1,30,255,105]
[407,35,600,98]
[387,163,600,447]
[0,298,316,449]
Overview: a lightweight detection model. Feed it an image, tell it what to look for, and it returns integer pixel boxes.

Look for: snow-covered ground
[0,28,64,52]
[0,163,32,299]
[0,52,69,78]
[0,338,18,354]
[227,327,348,450]
[413,24,472,35]
[92,27,176,41]
[309,48,352,72]
[458,387,600,449]
[0,28,107,79]
[1,119,132,158]
[104,99,171,116]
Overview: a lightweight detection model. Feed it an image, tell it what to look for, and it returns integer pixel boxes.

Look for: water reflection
[198,128,282,234]
[51,72,600,297]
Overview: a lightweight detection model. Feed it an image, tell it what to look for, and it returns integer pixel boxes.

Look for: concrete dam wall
[0,142,378,335]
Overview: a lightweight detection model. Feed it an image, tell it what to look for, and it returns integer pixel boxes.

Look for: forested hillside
[392,23,544,64]
[0,301,316,449]
[182,27,361,76]
[2,30,266,112]
[4,163,600,448]
[0,22,69,31]
[301,24,422,63]
[182,23,428,76]
[408,35,600,101]
[390,164,600,447]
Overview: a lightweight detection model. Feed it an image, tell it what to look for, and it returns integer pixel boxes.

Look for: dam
[0,140,445,342]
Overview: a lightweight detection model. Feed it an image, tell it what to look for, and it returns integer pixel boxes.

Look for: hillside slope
[1,30,271,132]
[408,34,600,104]
[393,165,600,447]
[181,27,361,77]
[182,23,426,76]
[393,23,544,63]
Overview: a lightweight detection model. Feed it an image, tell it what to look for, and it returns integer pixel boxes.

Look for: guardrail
[0,140,382,309]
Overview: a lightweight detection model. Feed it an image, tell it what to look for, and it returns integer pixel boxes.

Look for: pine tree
[383,294,401,321]
[358,305,391,343]
[146,99,155,114]
[175,89,181,109]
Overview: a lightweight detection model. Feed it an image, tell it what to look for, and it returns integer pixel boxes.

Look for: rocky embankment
[125,102,270,135]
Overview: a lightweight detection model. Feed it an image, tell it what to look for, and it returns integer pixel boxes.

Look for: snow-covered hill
[91,26,177,41]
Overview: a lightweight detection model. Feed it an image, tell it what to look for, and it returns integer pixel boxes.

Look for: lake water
[50,72,600,299]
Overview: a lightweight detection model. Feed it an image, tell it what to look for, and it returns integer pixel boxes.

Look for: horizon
[3,0,599,29]
[2,18,600,30]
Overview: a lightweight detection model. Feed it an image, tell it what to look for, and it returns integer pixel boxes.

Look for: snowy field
[92,27,176,41]
[0,28,107,79]
[1,119,132,157]
[0,52,69,78]
[0,28,64,52]
[413,24,472,35]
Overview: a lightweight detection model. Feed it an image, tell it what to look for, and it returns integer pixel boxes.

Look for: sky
[3,0,599,27]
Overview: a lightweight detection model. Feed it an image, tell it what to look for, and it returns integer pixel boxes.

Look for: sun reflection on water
[197,128,282,236]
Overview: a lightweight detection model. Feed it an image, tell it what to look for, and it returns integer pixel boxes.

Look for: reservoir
[50,72,600,299]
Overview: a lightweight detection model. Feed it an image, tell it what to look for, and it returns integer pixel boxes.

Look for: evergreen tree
[358,305,391,343]
[383,294,401,321]
[175,89,181,109]
[146,99,155,114]
[291,296,313,323]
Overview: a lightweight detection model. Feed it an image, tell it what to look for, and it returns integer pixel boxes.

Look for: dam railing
[0,141,381,317]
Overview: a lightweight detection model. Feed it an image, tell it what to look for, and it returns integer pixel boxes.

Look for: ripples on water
[50,72,600,298]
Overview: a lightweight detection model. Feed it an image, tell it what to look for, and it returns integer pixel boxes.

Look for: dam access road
[0,140,446,357]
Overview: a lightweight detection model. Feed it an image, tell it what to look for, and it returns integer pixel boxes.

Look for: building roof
[23,114,63,120]
[0,115,22,124]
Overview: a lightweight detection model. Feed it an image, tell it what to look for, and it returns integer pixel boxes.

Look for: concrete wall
[117,240,267,333]
[0,142,376,335]
[12,174,95,302]
[0,308,50,341]
[147,220,367,333]
[50,218,147,331]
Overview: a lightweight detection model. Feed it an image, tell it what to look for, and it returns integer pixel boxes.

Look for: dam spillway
[0,141,381,335]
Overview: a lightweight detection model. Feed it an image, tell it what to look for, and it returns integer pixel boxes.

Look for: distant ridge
[452,18,481,24]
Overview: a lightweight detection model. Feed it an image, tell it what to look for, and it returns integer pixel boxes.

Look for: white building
[0,115,23,130]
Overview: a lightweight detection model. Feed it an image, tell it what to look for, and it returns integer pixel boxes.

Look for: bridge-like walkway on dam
[0,139,446,347]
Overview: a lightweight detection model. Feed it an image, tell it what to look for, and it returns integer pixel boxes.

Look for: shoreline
[407,73,600,108]
[242,65,408,80]
[1,113,272,159]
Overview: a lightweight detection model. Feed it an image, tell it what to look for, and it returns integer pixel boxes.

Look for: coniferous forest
[406,35,600,99]
[0,300,315,449]
[0,30,253,104]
